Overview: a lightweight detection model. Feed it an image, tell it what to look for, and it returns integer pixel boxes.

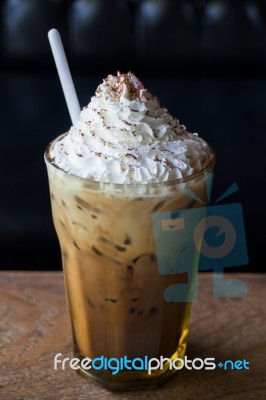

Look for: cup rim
[44,133,216,189]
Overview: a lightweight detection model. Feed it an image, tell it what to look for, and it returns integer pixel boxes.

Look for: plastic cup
[45,134,215,390]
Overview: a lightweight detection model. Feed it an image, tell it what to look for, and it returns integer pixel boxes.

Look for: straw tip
[48,28,59,40]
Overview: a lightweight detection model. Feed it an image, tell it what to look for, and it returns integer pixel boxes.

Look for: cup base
[74,328,188,391]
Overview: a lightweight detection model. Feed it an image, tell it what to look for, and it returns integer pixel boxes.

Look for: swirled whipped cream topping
[50,72,211,183]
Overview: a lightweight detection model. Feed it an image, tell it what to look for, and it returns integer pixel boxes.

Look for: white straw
[48,28,81,125]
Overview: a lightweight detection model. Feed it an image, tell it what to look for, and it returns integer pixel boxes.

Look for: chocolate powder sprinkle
[47,154,55,163]
[123,120,133,126]
[125,153,138,161]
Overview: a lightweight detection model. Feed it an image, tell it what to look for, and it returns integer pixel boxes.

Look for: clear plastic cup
[45,134,215,390]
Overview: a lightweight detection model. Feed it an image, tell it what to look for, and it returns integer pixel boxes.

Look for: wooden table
[0,272,265,400]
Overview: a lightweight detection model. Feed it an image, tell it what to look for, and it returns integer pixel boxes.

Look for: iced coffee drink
[45,72,215,389]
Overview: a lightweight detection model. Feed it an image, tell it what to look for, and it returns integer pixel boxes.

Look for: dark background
[0,0,265,272]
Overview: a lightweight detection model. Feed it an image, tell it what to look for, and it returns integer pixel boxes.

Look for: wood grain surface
[0,272,265,400]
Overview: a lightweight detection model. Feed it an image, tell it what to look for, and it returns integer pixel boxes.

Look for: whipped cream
[50,72,211,184]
